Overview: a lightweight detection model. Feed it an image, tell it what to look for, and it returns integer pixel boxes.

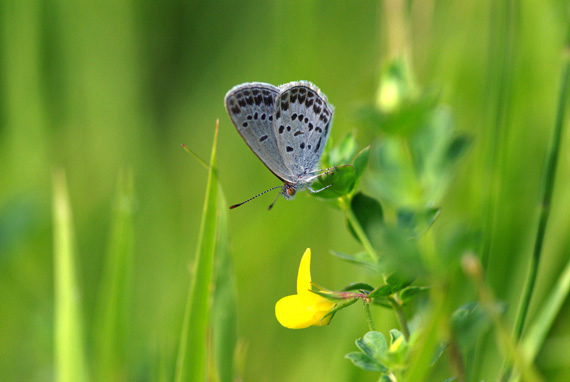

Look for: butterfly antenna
[229,186,282,209]
[267,191,282,211]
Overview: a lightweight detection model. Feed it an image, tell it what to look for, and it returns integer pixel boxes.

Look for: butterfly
[224,81,335,209]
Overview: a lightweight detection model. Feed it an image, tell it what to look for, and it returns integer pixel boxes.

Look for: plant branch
[362,301,376,332]
[341,197,379,263]
[388,297,410,341]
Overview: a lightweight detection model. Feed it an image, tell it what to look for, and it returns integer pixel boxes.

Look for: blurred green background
[2,0,570,381]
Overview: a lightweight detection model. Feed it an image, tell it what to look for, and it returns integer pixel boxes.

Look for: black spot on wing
[290,88,299,103]
[314,137,322,152]
[286,146,294,152]
[298,87,307,103]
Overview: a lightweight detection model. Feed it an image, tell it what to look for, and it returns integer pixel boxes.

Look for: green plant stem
[465,256,543,382]
[388,297,410,340]
[362,301,376,331]
[504,20,570,380]
[341,196,379,263]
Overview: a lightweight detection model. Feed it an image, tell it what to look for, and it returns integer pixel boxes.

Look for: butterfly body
[224,81,334,208]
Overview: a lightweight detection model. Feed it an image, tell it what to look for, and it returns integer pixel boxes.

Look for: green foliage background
[1,0,570,381]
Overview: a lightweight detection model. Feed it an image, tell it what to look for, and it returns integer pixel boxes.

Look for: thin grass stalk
[512,13,570,353]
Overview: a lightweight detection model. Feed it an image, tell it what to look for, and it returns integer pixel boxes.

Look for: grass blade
[522,256,570,364]
[53,170,89,382]
[212,190,237,382]
[94,170,135,380]
[175,123,219,382]
[512,15,570,344]
[515,20,570,371]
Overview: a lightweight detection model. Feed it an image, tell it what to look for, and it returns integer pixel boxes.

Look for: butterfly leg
[308,184,332,193]
[306,166,337,176]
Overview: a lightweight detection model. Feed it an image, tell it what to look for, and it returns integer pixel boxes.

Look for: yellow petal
[297,248,312,298]
[275,294,335,329]
[275,249,336,329]
[275,295,318,329]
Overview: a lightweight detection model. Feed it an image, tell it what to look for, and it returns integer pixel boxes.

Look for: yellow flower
[275,248,336,329]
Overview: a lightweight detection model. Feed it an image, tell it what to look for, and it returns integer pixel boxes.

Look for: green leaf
[330,250,380,272]
[348,193,383,243]
[369,138,422,208]
[212,190,237,382]
[368,285,392,298]
[389,329,403,345]
[365,96,438,136]
[53,170,89,382]
[371,298,392,309]
[311,289,346,301]
[312,165,356,198]
[397,207,440,238]
[356,331,388,363]
[322,298,358,320]
[369,225,426,277]
[400,286,429,303]
[342,282,374,292]
[384,329,409,367]
[176,126,219,382]
[345,352,385,372]
[328,131,358,167]
[451,302,492,352]
[352,145,371,181]
[94,170,135,380]
[386,272,414,294]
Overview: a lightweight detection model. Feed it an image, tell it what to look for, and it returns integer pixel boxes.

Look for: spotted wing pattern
[273,81,334,183]
[224,83,294,182]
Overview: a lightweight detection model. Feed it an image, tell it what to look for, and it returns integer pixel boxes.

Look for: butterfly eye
[287,187,296,196]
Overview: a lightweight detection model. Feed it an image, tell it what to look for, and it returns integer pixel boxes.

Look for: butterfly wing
[225,83,295,182]
[274,81,334,181]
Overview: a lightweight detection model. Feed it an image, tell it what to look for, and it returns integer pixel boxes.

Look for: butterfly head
[281,183,297,200]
